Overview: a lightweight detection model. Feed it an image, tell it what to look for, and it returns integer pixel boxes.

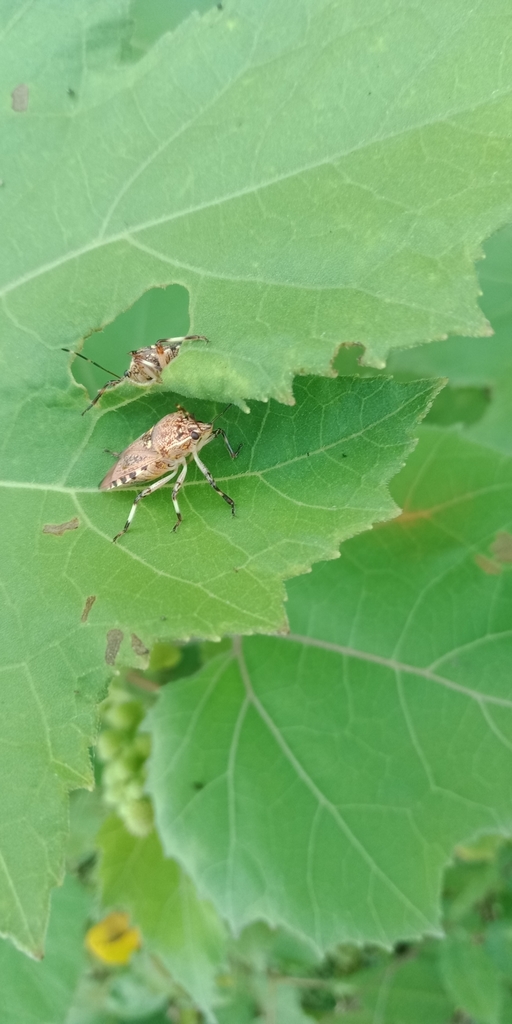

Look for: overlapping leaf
[147,427,512,950]
[97,817,226,1016]
[0,375,435,955]
[382,225,512,456]
[0,876,91,1024]
[325,945,454,1024]
[2,0,512,408]
[0,640,101,957]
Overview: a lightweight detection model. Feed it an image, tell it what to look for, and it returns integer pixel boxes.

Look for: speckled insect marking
[100,406,242,543]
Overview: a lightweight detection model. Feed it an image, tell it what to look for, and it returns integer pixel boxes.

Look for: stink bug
[63,335,208,414]
[100,406,242,543]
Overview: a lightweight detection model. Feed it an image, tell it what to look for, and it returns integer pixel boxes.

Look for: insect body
[63,335,208,414]
[100,407,241,543]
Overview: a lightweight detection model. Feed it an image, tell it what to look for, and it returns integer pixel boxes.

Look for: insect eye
[190,430,200,440]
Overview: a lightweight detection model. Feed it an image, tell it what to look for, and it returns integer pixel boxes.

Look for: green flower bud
[123,777,145,802]
[96,728,125,762]
[132,733,151,760]
[121,797,154,837]
[103,779,127,807]
[102,758,132,787]
[104,700,144,731]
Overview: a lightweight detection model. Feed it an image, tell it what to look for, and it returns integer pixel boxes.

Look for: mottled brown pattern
[99,410,213,491]
[101,404,241,542]
[490,531,512,564]
[81,595,97,622]
[42,517,79,535]
[105,629,123,665]
[131,633,149,656]
[474,554,502,576]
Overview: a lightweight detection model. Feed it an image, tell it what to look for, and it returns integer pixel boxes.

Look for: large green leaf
[0,875,91,1024]
[322,946,454,1024]
[385,225,512,456]
[2,0,512,408]
[97,816,226,1017]
[0,656,101,958]
[334,224,512,451]
[440,931,503,1024]
[147,426,512,949]
[0,375,434,956]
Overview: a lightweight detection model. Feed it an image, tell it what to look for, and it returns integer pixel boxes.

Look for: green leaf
[2,1,512,408]
[147,427,512,949]
[486,921,512,983]
[0,875,91,1024]
[66,951,173,1024]
[375,225,512,454]
[253,983,313,1024]
[67,788,107,873]
[0,373,435,954]
[323,945,454,1024]
[97,816,226,1016]
[440,931,503,1024]
[0,662,102,957]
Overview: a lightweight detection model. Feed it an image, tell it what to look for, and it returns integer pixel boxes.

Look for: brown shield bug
[100,406,242,543]
[63,335,208,414]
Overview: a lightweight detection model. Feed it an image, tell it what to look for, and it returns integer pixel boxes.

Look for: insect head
[63,335,208,414]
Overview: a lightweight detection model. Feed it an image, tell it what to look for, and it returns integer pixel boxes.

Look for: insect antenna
[62,348,122,380]
[212,403,232,424]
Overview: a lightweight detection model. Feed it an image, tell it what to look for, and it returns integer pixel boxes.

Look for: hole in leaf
[105,629,124,666]
[42,517,80,535]
[70,284,191,398]
[11,84,29,112]
[124,0,218,61]
[425,385,491,427]
[81,596,97,622]
[131,633,149,657]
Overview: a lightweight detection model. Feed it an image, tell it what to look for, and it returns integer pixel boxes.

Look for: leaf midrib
[233,636,433,935]
[283,633,512,709]
[2,80,511,304]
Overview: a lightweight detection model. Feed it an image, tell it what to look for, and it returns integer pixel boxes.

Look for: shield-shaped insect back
[99,404,242,542]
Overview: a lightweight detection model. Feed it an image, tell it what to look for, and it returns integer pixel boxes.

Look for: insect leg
[212,428,243,460]
[160,335,209,345]
[112,471,177,543]
[171,462,188,532]
[193,451,236,516]
[83,377,123,415]
[104,449,121,459]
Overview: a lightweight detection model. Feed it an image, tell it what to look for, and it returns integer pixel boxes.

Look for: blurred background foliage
[60,658,512,1024]
[50,618,512,1024]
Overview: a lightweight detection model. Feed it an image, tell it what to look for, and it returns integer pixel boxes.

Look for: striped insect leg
[112,470,177,543]
[193,452,236,516]
[83,377,124,415]
[171,462,188,532]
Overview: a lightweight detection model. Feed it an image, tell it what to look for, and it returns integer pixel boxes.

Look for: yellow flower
[85,911,141,965]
